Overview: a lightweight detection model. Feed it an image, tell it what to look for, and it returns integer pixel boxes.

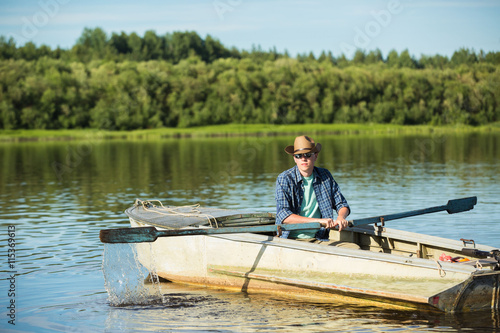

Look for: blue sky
[1,0,499,59]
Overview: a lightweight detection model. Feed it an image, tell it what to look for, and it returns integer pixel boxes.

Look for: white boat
[122,200,500,313]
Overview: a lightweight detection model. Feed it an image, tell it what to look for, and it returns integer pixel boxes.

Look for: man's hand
[319,218,334,228]
[333,216,349,231]
[320,217,349,231]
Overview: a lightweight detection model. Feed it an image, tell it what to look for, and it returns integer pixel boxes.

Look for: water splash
[102,243,165,306]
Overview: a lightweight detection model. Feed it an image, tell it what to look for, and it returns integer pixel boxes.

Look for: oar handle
[100,222,322,243]
[348,197,477,227]
[154,222,322,238]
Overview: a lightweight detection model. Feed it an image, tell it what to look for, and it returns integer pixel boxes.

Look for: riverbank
[1,123,500,142]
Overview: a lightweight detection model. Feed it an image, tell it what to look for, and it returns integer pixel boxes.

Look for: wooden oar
[99,196,477,244]
[100,222,321,244]
[348,196,477,227]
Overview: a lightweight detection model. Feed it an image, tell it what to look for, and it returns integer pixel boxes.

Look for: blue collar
[292,165,317,183]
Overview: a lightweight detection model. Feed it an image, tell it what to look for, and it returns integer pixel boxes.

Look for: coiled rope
[134,199,219,227]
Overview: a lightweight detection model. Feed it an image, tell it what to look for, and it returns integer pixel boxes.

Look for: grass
[1,123,500,142]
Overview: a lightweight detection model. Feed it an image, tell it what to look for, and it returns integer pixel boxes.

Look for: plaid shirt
[275,165,350,239]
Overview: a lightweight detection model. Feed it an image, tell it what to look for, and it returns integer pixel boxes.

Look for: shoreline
[1,123,499,142]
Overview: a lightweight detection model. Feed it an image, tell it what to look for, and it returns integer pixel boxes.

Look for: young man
[275,135,350,239]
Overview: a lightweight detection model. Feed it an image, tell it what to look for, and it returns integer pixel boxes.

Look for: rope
[433,259,446,278]
[134,199,218,228]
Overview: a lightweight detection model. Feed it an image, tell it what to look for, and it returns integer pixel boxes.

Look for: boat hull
[130,218,500,312]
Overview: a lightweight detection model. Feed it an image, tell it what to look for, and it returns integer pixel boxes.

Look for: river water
[1,132,499,332]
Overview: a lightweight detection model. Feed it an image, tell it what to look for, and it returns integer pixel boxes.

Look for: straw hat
[284,135,322,155]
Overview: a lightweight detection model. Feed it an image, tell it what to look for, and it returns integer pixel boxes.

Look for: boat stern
[431,270,500,312]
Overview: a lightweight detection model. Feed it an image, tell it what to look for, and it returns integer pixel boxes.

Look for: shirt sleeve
[316,167,350,218]
[332,181,350,216]
[275,174,294,225]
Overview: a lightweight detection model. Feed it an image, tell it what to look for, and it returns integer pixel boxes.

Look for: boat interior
[208,213,500,271]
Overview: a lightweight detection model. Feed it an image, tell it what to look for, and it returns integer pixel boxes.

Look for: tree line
[0,28,499,130]
[2,28,500,67]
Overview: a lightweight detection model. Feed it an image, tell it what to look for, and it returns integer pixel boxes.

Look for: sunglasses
[294,153,314,159]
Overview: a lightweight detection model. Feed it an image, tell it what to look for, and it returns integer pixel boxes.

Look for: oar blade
[446,196,477,214]
[99,227,158,243]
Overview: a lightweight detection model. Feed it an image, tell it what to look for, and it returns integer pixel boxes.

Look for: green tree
[0,36,16,59]
[204,35,232,63]
[166,31,205,63]
[451,48,478,67]
[73,27,109,61]
[142,30,164,60]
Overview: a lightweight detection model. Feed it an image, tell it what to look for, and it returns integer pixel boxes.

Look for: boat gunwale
[349,225,499,253]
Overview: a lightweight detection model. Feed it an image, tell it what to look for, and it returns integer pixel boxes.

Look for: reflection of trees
[1,134,498,208]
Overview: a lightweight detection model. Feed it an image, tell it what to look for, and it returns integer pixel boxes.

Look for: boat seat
[294,238,362,249]
[323,240,362,249]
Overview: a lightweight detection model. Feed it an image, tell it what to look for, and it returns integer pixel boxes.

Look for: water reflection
[0,132,499,332]
[1,133,498,207]
[102,282,500,333]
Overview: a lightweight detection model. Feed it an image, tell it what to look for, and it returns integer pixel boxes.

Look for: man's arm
[329,172,350,231]
[330,206,350,231]
[282,213,333,227]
